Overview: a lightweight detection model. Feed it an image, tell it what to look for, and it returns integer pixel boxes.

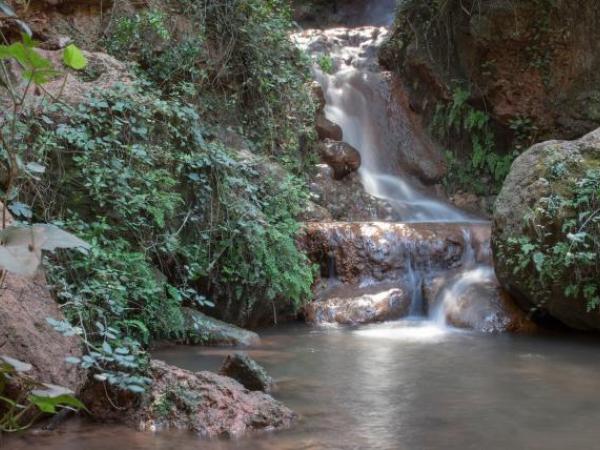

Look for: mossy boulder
[220,353,273,393]
[492,129,600,330]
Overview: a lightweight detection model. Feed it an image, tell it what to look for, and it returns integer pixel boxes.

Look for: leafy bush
[3,0,315,392]
[21,81,312,367]
[106,0,316,164]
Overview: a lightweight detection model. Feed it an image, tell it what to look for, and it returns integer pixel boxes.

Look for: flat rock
[305,282,411,325]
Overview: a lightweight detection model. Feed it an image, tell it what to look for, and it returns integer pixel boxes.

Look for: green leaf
[532,252,545,273]
[8,202,32,219]
[25,162,46,174]
[29,383,86,413]
[126,385,146,394]
[29,393,85,414]
[63,44,87,70]
[0,355,32,373]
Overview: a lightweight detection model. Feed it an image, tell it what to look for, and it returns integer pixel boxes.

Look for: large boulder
[380,0,600,143]
[179,308,260,347]
[318,139,361,179]
[220,353,273,393]
[426,269,536,333]
[305,282,411,325]
[83,359,295,437]
[0,272,84,391]
[492,129,600,330]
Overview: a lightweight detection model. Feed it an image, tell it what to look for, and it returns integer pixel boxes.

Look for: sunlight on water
[353,320,449,343]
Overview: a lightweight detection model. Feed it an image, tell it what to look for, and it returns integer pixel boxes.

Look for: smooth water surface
[8,321,600,450]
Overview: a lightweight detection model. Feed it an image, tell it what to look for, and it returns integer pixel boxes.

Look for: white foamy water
[295,24,472,223]
[353,320,450,343]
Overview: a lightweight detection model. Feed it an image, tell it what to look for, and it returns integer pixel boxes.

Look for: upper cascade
[293,22,477,222]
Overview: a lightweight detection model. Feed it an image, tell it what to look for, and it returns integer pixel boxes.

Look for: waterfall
[302,25,472,223]
[295,2,501,330]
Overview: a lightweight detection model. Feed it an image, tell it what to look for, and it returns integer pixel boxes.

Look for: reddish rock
[308,165,393,221]
[318,139,361,179]
[380,1,600,142]
[0,272,84,391]
[84,360,296,438]
[316,113,343,141]
[310,81,326,112]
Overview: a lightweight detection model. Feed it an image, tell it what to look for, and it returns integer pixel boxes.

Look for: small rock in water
[179,307,260,347]
[220,353,273,393]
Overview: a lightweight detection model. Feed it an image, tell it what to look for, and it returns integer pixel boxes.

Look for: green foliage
[317,54,334,74]
[19,80,313,381]
[497,168,600,312]
[3,1,314,394]
[63,44,88,70]
[0,355,84,432]
[105,0,316,165]
[432,87,517,196]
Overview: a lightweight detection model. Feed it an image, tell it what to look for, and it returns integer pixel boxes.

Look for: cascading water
[294,0,501,328]
[297,22,471,222]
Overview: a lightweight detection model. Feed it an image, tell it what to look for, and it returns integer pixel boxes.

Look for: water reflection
[8,322,600,450]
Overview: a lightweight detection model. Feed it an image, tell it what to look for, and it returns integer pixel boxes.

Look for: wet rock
[427,270,536,333]
[220,353,273,392]
[444,283,536,333]
[448,190,494,218]
[310,81,326,113]
[316,113,343,141]
[305,282,411,325]
[308,165,394,221]
[179,308,260,347]
[83,359,295,437]
[299,222,491,285]
[493,129,600,330]
[318,139,361,179]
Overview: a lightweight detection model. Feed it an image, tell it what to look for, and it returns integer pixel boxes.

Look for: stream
[9,324,600,450]
[5,2,600,449]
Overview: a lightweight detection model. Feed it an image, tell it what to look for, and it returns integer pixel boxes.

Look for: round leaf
[63,44,87,70]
